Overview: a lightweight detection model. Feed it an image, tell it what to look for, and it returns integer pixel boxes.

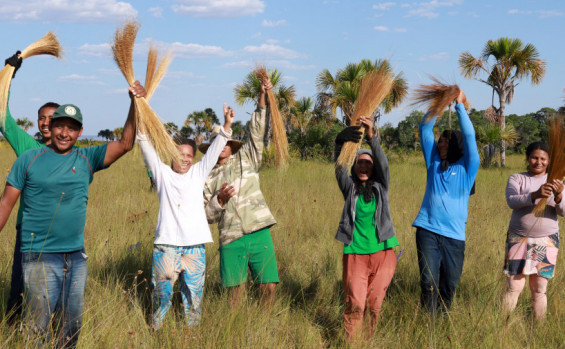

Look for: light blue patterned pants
[151,244,206,329]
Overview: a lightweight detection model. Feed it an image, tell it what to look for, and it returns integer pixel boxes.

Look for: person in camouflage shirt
[202,77,278,305]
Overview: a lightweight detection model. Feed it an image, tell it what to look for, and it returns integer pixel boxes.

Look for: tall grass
[0,147,563,347]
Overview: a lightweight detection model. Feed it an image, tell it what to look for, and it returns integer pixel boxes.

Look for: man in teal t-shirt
[0,81,145,347]
[1,52,60,321]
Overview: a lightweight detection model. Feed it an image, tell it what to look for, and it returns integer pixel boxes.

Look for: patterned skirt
[503,231,559,279]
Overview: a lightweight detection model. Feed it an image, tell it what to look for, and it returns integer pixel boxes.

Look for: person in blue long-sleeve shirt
[412,90,480,314]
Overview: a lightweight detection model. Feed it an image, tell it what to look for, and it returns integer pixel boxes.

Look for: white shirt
[137,129,230,246]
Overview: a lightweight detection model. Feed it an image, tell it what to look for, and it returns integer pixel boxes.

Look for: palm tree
[459,37,546,166]
[315,59,408,126]
[16,117,34,132]
[234,68,296,147]
[289,97,315,136]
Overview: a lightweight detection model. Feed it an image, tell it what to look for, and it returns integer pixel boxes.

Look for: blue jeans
[22,250,88,348]
[6,226,24,322]
[416,228,465,314]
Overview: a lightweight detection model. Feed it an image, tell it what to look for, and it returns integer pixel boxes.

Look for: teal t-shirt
[344,194,399,254]
[6,145,108,253]
[0,102,45,226]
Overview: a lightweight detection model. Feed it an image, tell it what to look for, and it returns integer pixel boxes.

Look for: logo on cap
[65,106,77,116]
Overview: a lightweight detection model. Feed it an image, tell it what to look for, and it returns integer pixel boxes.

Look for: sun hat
[198,125,243,154]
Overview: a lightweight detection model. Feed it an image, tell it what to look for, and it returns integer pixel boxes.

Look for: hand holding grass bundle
[336,66,394,169]
[0,32,62,128]
[411,77,470,122]
[533,114,565,216]
[111,20,180,164]
[254,66,289,169]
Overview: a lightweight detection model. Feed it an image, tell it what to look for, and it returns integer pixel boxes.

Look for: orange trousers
[343,249,397,339]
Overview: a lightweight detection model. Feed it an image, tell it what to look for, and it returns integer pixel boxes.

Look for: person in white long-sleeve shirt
[138,104,234,329]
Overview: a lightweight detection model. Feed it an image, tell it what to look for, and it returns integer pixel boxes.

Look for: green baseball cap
[52,104,83,126]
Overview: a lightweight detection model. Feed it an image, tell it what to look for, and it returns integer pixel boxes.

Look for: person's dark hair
[440,129,464,168]
[525,141,549,158]
[173,136,197,155]
[37,102,60,117]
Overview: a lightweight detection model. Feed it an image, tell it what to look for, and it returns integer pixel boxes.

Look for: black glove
[335,125,362,145]
[5,51,22,78]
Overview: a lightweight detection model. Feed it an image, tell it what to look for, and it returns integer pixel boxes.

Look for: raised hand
[5,51,22,78]
[336,125,362,145]
[456,89,467,105]
[129,80,146,98]
[223,103,235,132]
[359,115,374,140]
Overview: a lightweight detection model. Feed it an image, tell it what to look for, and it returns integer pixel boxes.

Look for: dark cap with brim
[52,104,83,126]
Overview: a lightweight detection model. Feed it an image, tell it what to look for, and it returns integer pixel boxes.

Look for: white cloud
[222,59,315,71]
[0,0,137,23]
[252,32,262,38]
[375,26,406,32]
[262,19,286,27]
[58,74,105,85]
[78,43,112,57]
[166,70,206,79]
[149,6,163,17]
[265,39,279,44]
[171,0,265,18]
[161,42,235,58]
[405,0,463,19]
[243,44,303,59]
[419,52,449,61]
[508,8,563,18]
[373,2,396,11]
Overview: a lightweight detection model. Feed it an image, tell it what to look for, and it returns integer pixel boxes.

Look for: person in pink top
[503,141,565,319]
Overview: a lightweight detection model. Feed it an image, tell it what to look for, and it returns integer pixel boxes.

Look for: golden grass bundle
[411,77,470,122]
[336,67,394,169]
[254,66,289,169]
[0,32,62,128]
[111,21,179,164]
[533,114,565,216]
[145,44,172,100]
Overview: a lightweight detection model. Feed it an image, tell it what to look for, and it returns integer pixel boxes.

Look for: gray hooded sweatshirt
[334,136,396,245]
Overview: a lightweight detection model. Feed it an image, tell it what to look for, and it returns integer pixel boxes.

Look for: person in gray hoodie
[334,116,398,340]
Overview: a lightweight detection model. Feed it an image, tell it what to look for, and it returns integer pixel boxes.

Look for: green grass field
[0,144,563,348]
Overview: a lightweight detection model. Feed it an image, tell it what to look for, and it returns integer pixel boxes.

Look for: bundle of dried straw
[145,44,172,101]
[0,32,62,127]
[411,77,470,122]
[111,21,179,164]
[336,67,394,169]
[533,114,565,216]
[254,66,289,169]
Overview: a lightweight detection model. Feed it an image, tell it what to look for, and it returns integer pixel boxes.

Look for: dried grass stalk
[145,44,172,100]
[411,77,461,122]
[336,67,394,169]
[533,114,565,216]
[254,66,289,169]
[111,21,179,164]
[0,32,63,127]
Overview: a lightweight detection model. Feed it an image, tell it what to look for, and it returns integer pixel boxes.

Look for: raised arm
[104,81,145,167]
[360,116,389,189]
[193,103,234,179]
[334,125,362,197]
[419,112,437,168]
[455,91,480,174]
[239,78,271,170]
[0,184,21,232]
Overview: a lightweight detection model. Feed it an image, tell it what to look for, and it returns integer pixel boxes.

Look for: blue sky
[2,0,564,135]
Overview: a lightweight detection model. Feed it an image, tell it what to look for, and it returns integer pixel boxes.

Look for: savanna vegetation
[0,143,563,347]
